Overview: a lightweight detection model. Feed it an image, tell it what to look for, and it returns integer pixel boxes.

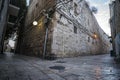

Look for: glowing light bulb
[33,21,38,26]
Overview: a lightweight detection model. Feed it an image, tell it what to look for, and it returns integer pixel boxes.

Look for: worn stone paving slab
[0,53,120,80]
[0,53,53,80]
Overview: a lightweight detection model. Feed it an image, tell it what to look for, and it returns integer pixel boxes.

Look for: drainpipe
[43,24,49,59]
[43,14,49,59]
[42,8,55,59]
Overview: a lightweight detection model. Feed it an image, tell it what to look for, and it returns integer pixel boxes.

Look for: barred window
[74,26,77,34]
[88,37,90,42]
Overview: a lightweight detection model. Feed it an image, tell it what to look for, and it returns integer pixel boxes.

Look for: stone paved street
[0,53,120,80]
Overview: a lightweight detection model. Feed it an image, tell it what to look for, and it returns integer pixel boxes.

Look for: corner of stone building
[45,12,58,57]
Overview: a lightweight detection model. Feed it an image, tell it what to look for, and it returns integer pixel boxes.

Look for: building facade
[0,0,19,53]
[109,0,120,57]
[20,0,110,58]
[0,0,10,53]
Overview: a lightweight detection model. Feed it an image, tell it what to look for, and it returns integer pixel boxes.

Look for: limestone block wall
[115,0,120,34]
[109,0,120,54]
[51,0,110,57]
[51,12,101,57]
[20,16,55,57]
[25,0,55,26]
[20,0,55,57]
[21,0,110,58]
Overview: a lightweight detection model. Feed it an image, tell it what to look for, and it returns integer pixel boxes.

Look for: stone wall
[109,1,116,52]
[22,0,110,58]
[110,0,120,39]
[20,0,55,57]
[109,0,120,55]
[0,0,9,53]
[115,0,120,56]
[115,0,120,34]
[25,0,55,26]
[51,0,110,57]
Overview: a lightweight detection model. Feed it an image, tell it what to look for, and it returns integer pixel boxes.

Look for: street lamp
[33,21,38,26]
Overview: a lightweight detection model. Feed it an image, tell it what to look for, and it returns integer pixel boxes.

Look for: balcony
[8,4,20,17]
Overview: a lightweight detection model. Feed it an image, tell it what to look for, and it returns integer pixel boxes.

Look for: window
[59,14,62,19]
[36,3,38,7]
[88,37,90,42]
[74,3,78,16]
[74,26,77,34]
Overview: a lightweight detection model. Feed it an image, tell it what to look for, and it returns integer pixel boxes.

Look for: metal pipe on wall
[43,26,49,59]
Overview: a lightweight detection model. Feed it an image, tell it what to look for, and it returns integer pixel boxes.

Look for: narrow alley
[0,53,120,80]
[0,0,120,80]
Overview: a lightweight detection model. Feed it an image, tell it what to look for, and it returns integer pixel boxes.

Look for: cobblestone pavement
[0,53,120,80]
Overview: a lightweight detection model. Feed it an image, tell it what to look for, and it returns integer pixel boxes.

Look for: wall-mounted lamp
[33,21,38,26]
[94,34,97,39]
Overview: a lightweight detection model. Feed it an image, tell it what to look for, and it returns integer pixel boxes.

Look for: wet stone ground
[0,52,120,80]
